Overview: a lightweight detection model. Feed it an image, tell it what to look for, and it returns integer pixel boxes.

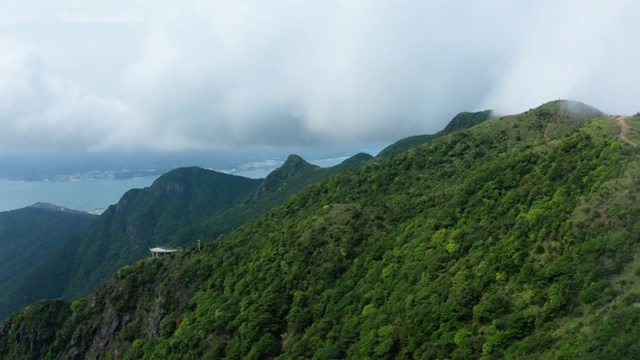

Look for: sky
[0,0,639,156]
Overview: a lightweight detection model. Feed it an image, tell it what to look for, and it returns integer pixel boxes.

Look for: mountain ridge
[0,152,373,322]
[376,109,493,159]
[4,100,640,358]
[0,167,262,320]
[28,202,89,215]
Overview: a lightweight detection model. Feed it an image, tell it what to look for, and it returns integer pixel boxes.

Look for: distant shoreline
[0,176,159,213]
[0,174,160,183]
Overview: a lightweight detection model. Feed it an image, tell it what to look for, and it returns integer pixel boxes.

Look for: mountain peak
[152,166,213,185]
[532,99,606,122]
[442,109,493,133]
[28,202,77,213]
[285,154,304,162]
[148,166,260,197]
[559,100,606,121]
[252,155,319,202]
[376,109,492,159]
[279,154,318,174]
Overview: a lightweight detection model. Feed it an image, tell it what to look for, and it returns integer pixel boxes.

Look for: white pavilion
[149,246,178,257]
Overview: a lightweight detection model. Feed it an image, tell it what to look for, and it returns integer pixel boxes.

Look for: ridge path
[614,116,637,147]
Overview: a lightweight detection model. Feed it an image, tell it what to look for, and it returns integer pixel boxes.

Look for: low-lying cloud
[0,0,639,155]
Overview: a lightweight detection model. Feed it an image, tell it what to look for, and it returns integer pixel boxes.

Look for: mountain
[5,100,640,358]
[0,153,372,322]
[0,205,96,318]
[376,109,493,159]
[250,153,373,205]
[0,168,262,321]
[179,152,374,241]
[333,152,375,170]
[28,202,88,215]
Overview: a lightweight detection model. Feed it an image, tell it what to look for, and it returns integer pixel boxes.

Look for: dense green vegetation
[0,299,71,360]
[175,153,373,243]
[1,153,372,324]
[0,168,262,321]
[0,206,96,321]
[4,100,640,359]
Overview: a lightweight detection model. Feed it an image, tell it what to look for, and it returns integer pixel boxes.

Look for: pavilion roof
[149,246,178,253]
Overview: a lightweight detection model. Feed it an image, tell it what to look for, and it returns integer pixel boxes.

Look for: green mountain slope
[376,109,493,159]
[0,205,96,319]
[1,154,372,323]
[0,168,262,320]
[5,101,640,359]
[176,153,374,241]
[333,152,375,171]
[376,100,603,160]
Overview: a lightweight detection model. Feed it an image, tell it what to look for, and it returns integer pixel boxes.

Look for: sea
[0,177,159,213]
[0,154,361,213]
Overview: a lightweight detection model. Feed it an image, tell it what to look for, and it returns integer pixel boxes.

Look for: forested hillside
[172,153,373,244]
[0,205,96,321]
[3,100,640,359]
[0,153,372,323]
[0,168,262,321]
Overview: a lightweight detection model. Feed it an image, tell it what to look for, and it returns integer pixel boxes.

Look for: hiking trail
[614,116,637,147]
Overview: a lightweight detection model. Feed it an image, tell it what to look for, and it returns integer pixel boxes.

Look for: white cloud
[0,41,128,154]
[121,0,514,148]
[0,0,639,155]
[482,0,640,115]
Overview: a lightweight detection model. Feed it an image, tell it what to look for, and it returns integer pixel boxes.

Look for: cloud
[58,12,143,24]
[0,0,639,155]
[482,0,640,116]
[121,0,513,148]
[0,41,128,154]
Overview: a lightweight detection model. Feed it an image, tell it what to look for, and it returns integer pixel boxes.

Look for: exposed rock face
[0,300,71,359]
[48,258,200,359]
[60,307,130,360]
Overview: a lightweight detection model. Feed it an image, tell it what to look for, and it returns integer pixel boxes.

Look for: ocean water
[0,155,363,213]
[0,177,159,213]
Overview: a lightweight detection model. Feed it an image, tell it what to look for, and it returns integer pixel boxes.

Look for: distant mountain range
[4,100,637,359]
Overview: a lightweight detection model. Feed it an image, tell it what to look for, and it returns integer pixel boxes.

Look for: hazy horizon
[0,150,378,212]
[0,1,638,160]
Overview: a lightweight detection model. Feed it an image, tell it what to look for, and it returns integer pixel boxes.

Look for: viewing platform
[149,246,178,257]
